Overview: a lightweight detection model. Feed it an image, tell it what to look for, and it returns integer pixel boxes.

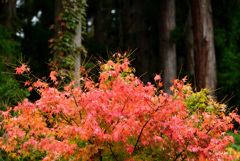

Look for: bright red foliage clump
[0,55,239,160]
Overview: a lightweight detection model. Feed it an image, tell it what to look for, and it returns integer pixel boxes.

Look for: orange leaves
[0,108,11,119]
[1,56,239,160]
[28,86,33,92]
[154,74,161,81]
[78,67,85,74]
[182,76,187,82]
[15,67,24,75]
[170,85,175,92]
[228,123,234,130]
[15,63,28,75]
[24,80,30,86]
[48,38,54,43]
[234,130,238,134]
[60,22,66,26]
[49,24,54,30]
[154,74,163,88]
[49,71,57,82]
[33,79,48,88]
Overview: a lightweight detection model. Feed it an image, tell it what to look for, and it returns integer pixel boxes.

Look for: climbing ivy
[50,0,88,79]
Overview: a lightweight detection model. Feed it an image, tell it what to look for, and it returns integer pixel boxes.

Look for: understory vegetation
[0,54,240,160]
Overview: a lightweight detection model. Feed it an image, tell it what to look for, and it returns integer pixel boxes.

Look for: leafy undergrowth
[229,131,240,151]
[0,53,240,160]
[227,131,240,160]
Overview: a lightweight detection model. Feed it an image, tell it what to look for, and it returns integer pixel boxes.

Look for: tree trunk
[120,0,149,83]
[54,0,64,61]
[93,0,102,43]
[134,0,150,83]
[54,0,82,85]
[73,21,82,86]
[185,10,194,75]
[159,0,177,94]
[120,0,134,50]
[0,0,17,30]
[191,0,217,96]
[0,0,17,64]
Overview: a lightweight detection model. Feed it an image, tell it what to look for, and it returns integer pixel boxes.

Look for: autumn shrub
[0,53,239,160]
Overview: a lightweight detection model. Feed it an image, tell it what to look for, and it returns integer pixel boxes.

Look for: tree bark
[93,0,102,43]
[191,0,217,96]
[54,0,64,61]
[0,0,17,30]
[185,10,194,75]
[0,0,17,64]
[134,0,150,83]
[120,0,134,50]
[159,0,177,94]
[120,0,149,83]
[73,21,82,86]
[54,0,82,85]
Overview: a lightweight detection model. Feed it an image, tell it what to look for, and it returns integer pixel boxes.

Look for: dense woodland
[2,0,240,160]
[0,0,240,111]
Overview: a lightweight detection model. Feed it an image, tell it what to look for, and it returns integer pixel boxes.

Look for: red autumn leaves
[1,55,239,160]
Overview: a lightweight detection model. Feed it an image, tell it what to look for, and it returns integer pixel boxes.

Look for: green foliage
[62,0,87,32]
[228,131,240,151]
[213,0,240,109]
[17,0,55,78]
[0,24,30,161]
[183,88,224,114]
[54,0,87,55]
[50,0,88,82]
[0,25,19,58]
[0,70,30,109]
[0,25,29,109]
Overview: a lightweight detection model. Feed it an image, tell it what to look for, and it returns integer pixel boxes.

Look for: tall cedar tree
[159,0,177,94]
[191,0,217,96]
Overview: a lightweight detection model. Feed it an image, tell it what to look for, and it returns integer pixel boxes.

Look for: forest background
[0,0,240,115]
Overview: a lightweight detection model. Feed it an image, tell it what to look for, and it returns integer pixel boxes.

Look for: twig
[109,145,119,161]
